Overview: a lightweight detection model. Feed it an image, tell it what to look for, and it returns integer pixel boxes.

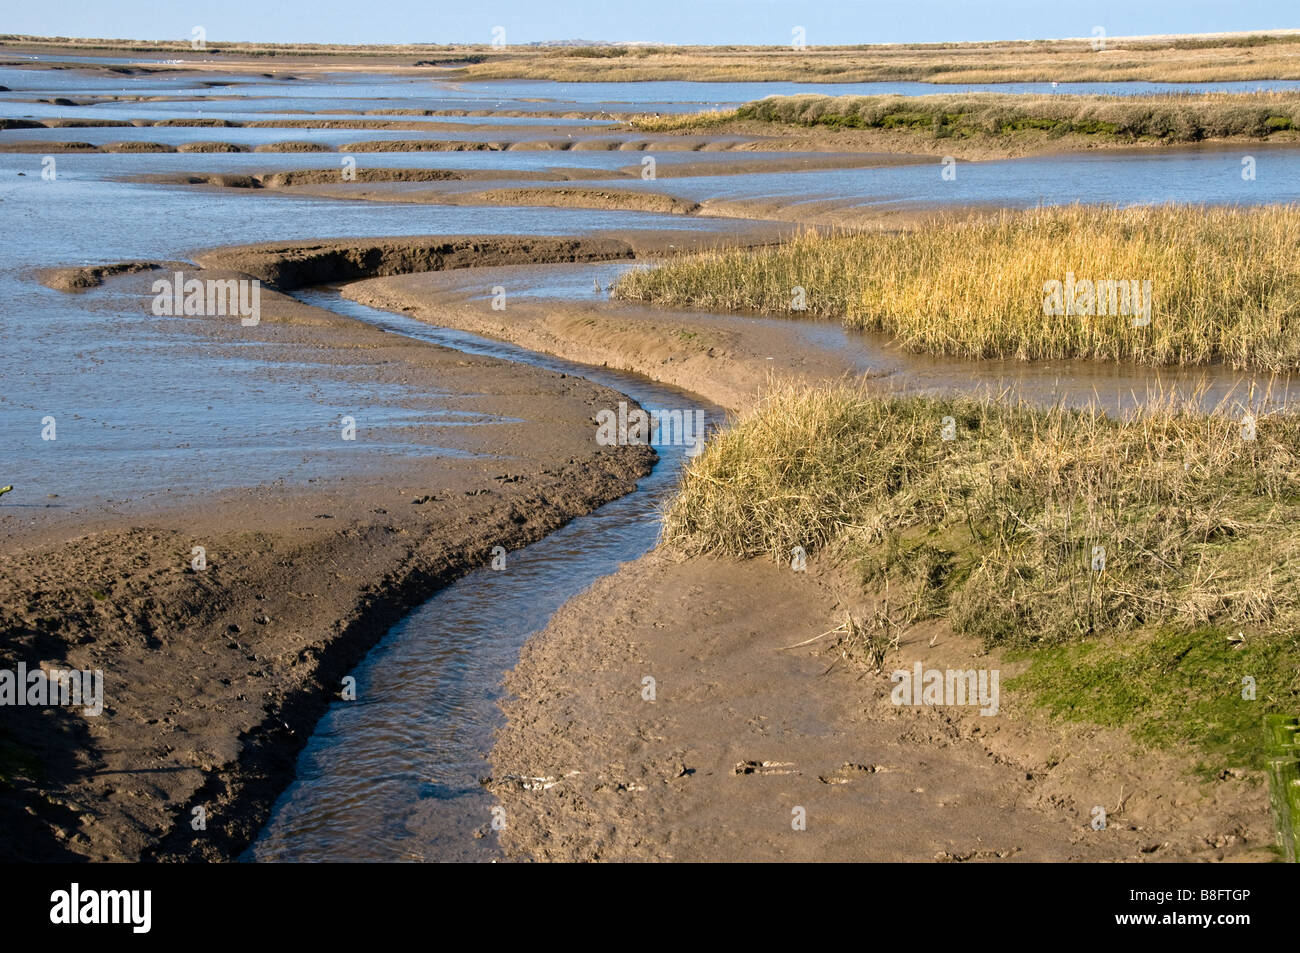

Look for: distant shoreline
[5,31,1300,84]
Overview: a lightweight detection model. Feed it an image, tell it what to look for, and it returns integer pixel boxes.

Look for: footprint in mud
[934,847,1020,862]
[494,770,581,791]
[734,760,796,776]
[818,762,889,785]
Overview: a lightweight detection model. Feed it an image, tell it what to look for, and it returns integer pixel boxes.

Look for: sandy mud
[489,553,1273,862]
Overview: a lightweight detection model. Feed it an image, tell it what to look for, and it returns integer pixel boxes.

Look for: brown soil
[130,167,627,192]
[0,140,247,154]
[37,260,181,292]
[40,119,135,128]
[346,262,857,414]
[176,141,247,153]
[251,141,330,153]
[342,139,507,152]
[100,141,175,153]
[135,165,964,225]
[0,141,98,153]
[338,137,761,154]
[260,168,463,186]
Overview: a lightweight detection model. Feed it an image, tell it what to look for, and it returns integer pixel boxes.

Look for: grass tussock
[663,382,1300,646]
[664,381,1300,763]
[634,91,1300,142]
[627,109,736,131]
[615,205,1300,371]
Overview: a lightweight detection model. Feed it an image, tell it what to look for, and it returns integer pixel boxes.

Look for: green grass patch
[1009,627,1300,774]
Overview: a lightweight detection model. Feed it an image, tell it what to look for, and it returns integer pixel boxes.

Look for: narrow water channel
[245,288,719,862]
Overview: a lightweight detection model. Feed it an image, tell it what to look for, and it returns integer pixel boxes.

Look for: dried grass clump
[664,382,1300,646]
[615,205,1300,371]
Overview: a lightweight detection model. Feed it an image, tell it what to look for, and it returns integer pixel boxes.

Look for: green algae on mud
[1009,628,1300,779]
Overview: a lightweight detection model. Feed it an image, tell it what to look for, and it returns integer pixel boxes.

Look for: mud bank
[0,269,655,862]
[194,235,638,291]
[133,155,923,197]
[36,259,185,292]
[345,266,855,414]
[138,174,708,216]
[0,116,616,133]
[136,168,610,190]
[489,553,1273,862]
[630,117,1300,160]
[133,162,989,227]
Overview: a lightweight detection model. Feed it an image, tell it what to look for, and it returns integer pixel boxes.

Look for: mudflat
[1,267,654,861]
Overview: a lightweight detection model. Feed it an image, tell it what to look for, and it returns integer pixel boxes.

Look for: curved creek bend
[246,288,722,862]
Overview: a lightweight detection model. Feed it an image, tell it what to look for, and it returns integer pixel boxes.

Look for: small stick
[777,624,846,651]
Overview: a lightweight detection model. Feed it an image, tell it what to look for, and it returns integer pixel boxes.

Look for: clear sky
[2,0,1295,46]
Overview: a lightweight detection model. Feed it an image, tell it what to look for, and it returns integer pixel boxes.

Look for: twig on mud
[778,626,845,650]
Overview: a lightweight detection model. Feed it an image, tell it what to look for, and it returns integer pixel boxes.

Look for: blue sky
[3,0,1295,46]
